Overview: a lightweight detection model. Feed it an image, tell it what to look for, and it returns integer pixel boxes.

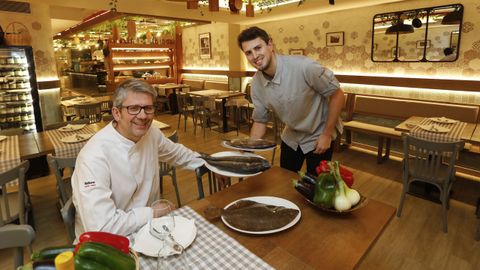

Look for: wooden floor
[2,113,479,270]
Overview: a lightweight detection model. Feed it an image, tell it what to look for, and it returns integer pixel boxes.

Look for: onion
[334,180,352,211]
[344,182,361,206]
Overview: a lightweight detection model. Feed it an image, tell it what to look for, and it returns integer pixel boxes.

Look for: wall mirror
[372,3,463,62]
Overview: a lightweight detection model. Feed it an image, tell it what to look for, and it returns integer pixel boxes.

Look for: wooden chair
[195,165,216,200]
[176,92,194,132]
[47,154,76,209]
[74,102,102,123]
[155,95,171,115]
[397,134,464,233]
[60,198,76,243]
[159,130,181,207]
[0,224,35,268]
[44,119,90,131]
[192,96,220,138]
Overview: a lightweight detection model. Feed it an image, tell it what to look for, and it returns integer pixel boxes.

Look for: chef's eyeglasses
[120,104,155,115]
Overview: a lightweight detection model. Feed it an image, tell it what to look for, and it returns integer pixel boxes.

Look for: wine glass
[150,199,175,269]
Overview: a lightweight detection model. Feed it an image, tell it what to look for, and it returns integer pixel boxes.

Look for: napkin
[132,216,196,257]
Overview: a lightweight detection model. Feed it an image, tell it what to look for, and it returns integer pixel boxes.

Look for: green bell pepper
[313,172,337,208]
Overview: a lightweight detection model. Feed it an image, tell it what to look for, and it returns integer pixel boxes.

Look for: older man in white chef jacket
[71,79,203,241]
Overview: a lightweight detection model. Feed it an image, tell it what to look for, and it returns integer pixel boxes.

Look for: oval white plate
[221,196,301,235]
[429,117,458,124]
[132,216,197,257]
[58,124,86,132]
[221,140,276,152]
[204,151,269,178]
[418,124,450,133]
[60,133,93,143]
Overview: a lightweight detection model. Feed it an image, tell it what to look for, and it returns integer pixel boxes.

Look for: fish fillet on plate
[200,151,271,178]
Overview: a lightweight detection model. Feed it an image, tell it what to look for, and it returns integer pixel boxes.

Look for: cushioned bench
[204,80,229,91]
[343,94,480,163]
[181,79,205,91]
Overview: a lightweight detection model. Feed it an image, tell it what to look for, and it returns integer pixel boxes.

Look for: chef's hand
[314,134,332,154]
[214,173,231,189]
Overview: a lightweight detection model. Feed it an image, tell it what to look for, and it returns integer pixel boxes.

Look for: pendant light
[441,7,463,25]
[385,22,414,35]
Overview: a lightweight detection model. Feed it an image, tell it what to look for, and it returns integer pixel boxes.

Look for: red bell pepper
[315,160,354,188]
[74,231,130,255]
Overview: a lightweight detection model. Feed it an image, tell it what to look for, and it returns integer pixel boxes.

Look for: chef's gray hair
[112,79,157,108]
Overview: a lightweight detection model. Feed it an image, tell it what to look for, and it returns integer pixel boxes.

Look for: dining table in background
[189,89,245,133]
[153,83,190,115]
[182,166,395,270]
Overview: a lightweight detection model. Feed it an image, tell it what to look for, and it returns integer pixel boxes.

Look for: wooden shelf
[112,51,171,59]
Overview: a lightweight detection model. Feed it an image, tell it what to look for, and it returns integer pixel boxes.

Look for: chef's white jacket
[71,123,203,240]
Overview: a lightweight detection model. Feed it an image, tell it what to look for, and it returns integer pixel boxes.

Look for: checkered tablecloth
[45,126,96,158]
[0,135,21,187]
[410,118,466,143]
[137,206,274,270]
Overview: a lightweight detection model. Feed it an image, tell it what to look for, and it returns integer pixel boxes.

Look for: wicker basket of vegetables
[293,160,368,213]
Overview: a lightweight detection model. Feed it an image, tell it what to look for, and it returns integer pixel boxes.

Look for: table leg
[169,88,179,115]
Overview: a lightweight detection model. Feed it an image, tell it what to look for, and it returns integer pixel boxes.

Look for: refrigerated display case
[0,46,43,132]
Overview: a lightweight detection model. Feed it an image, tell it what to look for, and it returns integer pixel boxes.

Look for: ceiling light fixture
[385,22,414,35]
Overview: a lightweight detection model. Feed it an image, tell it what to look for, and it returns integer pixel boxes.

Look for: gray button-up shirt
[251,54,343,153]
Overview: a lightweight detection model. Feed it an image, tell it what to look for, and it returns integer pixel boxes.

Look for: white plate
[221,140,276,152]
[0,135,7,142]
[418,124,451,133]
[429,117,458,124]
[58,124,86,132]
[60,133,93,143]
[221,196,301,235]
[132,216,197,257]
[204,151,269,178]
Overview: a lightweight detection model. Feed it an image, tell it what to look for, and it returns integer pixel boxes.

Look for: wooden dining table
[189,89,245,133]
[187,166,395,270]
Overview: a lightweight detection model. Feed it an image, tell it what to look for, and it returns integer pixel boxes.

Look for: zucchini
[31,245,75,261]
[74,256,111,270]
[76,242,135,270]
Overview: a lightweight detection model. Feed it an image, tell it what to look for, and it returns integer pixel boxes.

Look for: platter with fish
[206,196,301,234]
[222,138,276,151]
[200,151,271,177]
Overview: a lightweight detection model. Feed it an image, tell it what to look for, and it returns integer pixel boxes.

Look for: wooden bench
[343,94,480,163]
[181,79,205,91]
[204,80,229,91]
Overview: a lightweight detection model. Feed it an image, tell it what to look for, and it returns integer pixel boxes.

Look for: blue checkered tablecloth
[137,206,274,270]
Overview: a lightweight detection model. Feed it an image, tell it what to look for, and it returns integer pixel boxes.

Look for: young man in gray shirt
[238,26,344,175]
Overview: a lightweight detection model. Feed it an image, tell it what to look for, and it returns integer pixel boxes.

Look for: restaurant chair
[192,96,220,138]
[397,134,464,233]
[0,161,31,227]
[60,198,76,243]
[195,165,217,200]
[159,130,181,207]
[91,93,113,115]
[0,128,25,136]
[0,224,35,269]
[45,119,90,131]
[74,102,102,124]
[176,92,195,132]
[155,95,171,115]
[47,154,76,209]
[225,97,251,136]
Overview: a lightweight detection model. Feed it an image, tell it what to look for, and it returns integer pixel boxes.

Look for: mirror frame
[371,3,463,62]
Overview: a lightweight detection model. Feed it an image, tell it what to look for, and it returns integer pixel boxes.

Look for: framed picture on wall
[416,40,431,49]
[199,32,211,59]
[326,32,344,46]
[289,49,304,56]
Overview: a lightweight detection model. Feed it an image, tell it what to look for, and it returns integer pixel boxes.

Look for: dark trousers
[280,141,334,175]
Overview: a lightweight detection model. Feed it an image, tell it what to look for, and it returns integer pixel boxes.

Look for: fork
[162,225,190,270]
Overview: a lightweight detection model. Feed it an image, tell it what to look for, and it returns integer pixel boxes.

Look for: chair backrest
[61,198,76,243]
[45,119,90,131]
[74,102,102,123]
[0,161,30,226]
[402,134,464,184]
[159,130,178,175]
[0,224,36,268]
[47,154,77,207]
[176,92,192,113]
[0,128,24,136]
